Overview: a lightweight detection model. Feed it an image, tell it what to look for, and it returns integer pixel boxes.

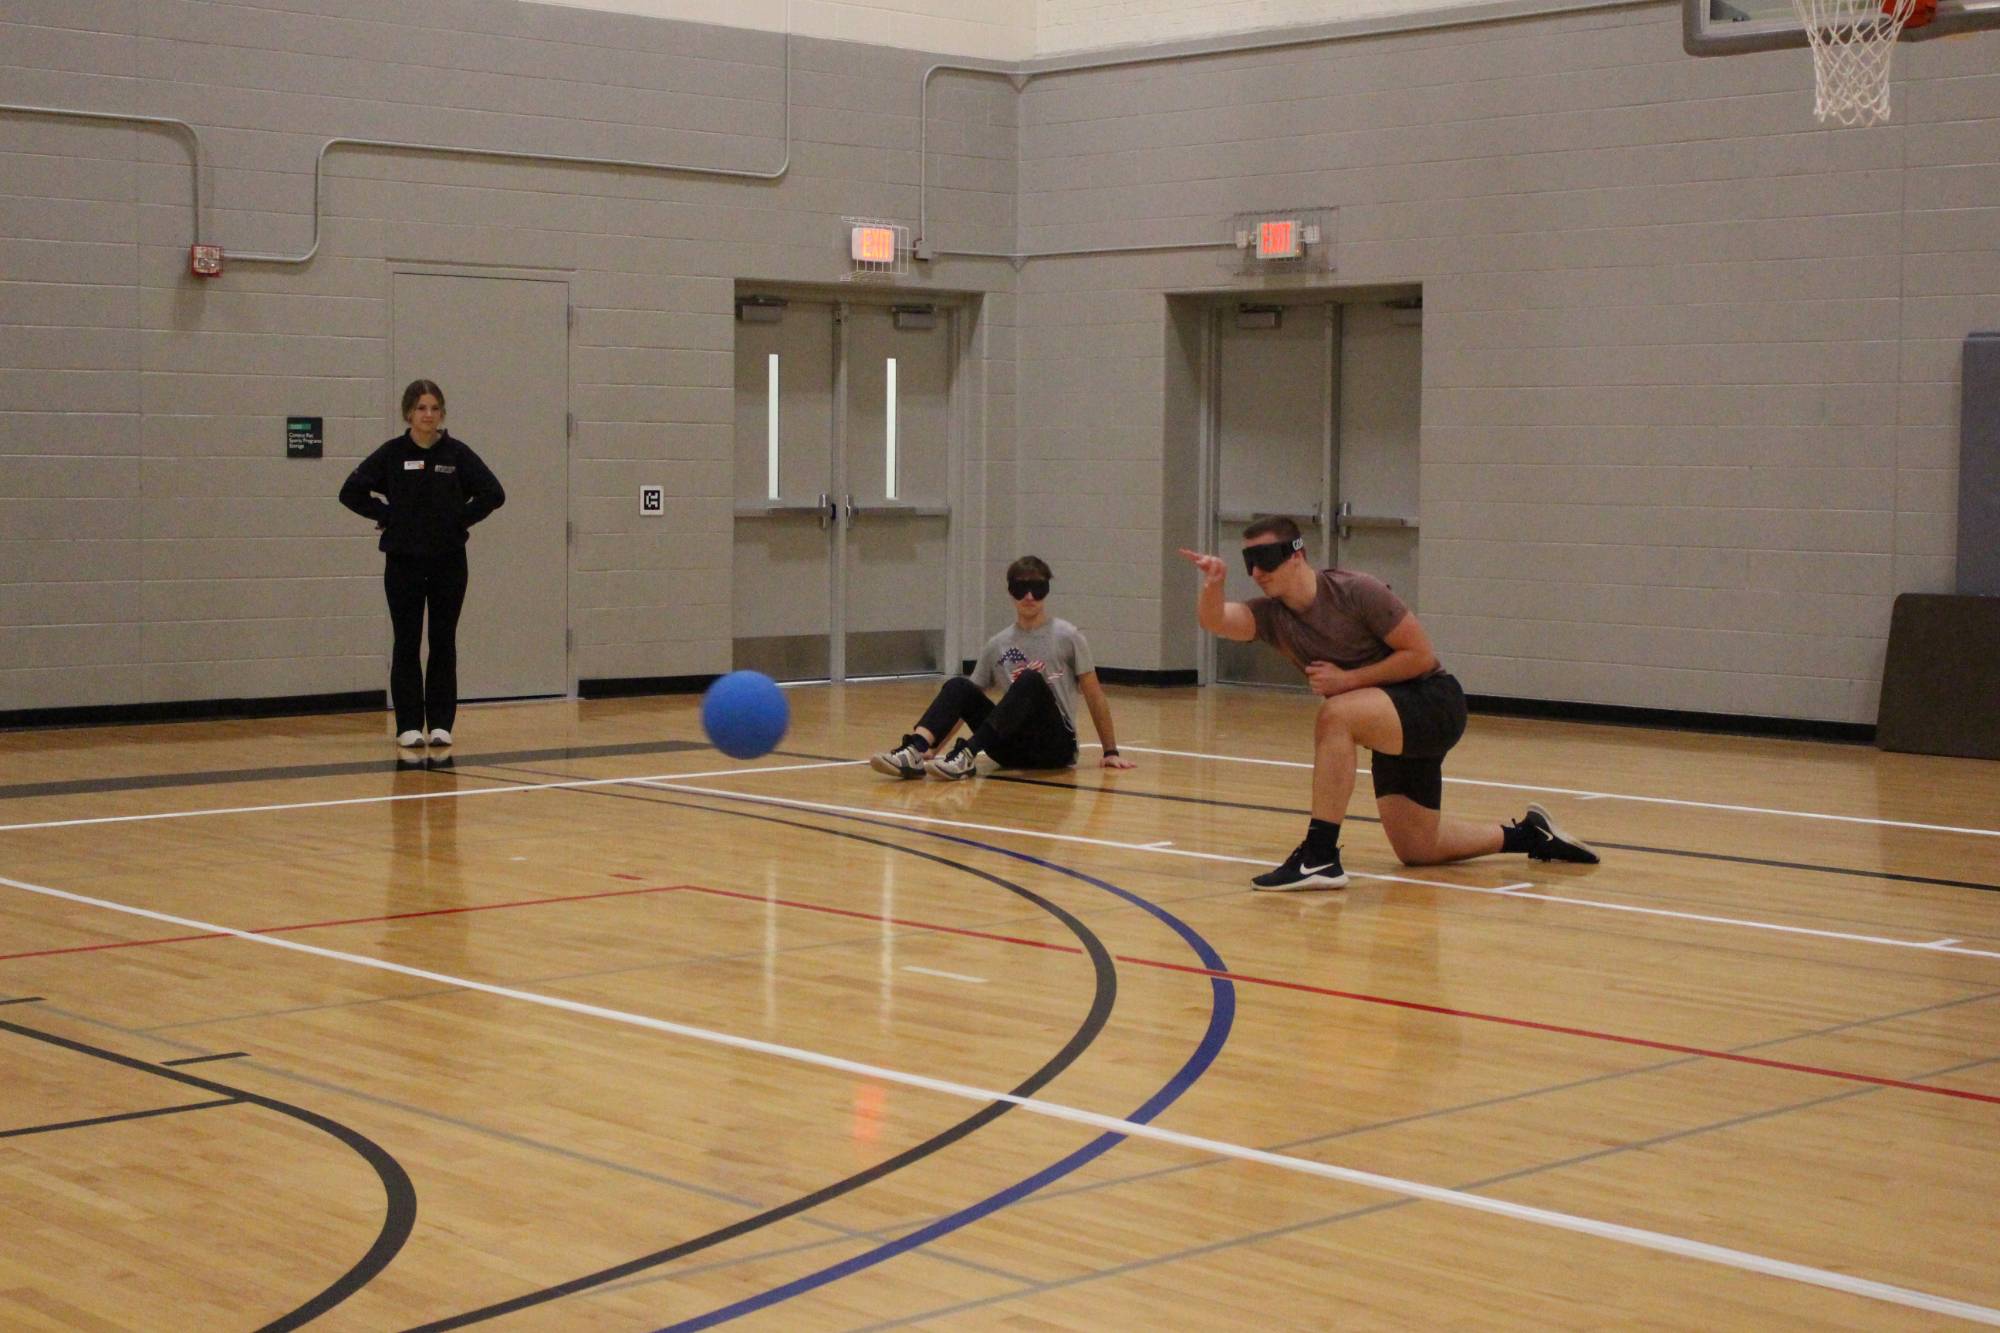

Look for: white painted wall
[528,0,1500,59]
[531,0,1039,59]
[1034,0,1499,53]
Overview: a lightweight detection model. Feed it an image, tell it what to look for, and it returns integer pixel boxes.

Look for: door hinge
[566,411,575,439]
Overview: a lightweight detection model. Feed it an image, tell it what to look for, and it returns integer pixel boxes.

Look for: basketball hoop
[1791,0,1935,124]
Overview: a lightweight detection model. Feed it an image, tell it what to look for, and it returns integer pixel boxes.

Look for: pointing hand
[1176,548,1226,588]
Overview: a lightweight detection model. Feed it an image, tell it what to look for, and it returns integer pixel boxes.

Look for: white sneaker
[868,744,926,778]
[397,730,425,748]
[925,741,979,780]
[428,728,453,746]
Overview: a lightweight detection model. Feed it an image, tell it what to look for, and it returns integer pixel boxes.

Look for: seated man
[870,556,1137,780]
[1179,517,1597,890]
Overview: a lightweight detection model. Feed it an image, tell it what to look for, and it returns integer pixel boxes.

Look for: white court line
[632,780,1488,895]
[7,754,1990,963]
[1,872,1993,1327]
[902,966,987,985]
[637,781,2000,964]
[1118,745,2000,839]
[0,760,866,834]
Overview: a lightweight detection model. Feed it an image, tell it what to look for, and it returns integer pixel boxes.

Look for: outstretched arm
[1175,549,1257,642]
[1077,671,1135,770]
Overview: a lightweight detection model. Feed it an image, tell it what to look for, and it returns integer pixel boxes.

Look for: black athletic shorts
[1369,672,1467,810]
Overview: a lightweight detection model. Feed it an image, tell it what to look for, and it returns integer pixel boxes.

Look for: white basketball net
[1791,0,1919,124]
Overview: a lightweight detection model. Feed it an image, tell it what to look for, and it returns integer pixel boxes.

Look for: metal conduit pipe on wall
[915,0,1662,262]
[0,25,791,267]
[0,106,205,244]
[2,0,1656,271]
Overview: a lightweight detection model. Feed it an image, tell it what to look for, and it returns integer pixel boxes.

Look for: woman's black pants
[384,549,468,734]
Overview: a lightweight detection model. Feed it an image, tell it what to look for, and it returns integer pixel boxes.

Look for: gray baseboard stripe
[579,675,720,699]
[1466,693,1874,744]
[1,691,386,733]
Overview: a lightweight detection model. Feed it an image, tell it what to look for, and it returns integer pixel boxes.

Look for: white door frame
[1196,296,1340,687]
[734,290,961,682]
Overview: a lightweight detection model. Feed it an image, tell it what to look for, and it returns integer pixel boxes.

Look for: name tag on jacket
[404,459,426,470]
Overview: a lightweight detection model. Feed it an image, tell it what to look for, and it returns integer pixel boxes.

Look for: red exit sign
[1255,220,1302,260]
[851,225,898,263]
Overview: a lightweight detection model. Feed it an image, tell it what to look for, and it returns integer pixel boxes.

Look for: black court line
[161,1051,250,1067]
[986,774,2000,895]
[0,738,710,802]
[2,1019,416,1333]
[404,767,1121,1332]
[2,1096,241,1139]
[0,996,46,1006]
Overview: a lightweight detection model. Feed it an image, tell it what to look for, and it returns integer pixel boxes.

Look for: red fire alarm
[189,244,224,277]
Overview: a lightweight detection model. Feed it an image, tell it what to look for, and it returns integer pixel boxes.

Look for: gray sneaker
[925,741,979,780]
[869,744,926,779]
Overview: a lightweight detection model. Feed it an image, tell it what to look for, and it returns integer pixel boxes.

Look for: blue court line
[653,814,1237,1332]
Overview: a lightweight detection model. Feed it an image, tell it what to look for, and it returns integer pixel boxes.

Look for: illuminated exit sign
[851,225,898,264]
[1256,220,1302,260]
[1229,208,1333,274]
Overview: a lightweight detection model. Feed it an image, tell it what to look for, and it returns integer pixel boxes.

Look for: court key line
[1117,745,2000,839]
[0,759,866,834]
[657,880,2000,1108]
[1,871,1994,1327]
[13,863,1984,1106]
[638,781,2000,965]
[0,882,694,964]
[7,758,1994,964]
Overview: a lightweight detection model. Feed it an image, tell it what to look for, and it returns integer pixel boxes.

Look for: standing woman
[340,380,505,747]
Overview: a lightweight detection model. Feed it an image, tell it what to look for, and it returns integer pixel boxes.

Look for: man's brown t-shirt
[1248,568,1442,677]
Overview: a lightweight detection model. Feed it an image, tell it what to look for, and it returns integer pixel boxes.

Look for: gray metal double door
[732,298,953,681]
[1207,299,1421,687]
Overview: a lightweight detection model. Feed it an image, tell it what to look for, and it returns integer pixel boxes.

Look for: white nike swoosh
[1300,862,1338,875]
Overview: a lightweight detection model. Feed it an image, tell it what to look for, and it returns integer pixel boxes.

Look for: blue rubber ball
[701,670,790,760]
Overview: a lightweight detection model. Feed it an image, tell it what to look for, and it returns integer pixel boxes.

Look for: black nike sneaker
[1251,842,1349,891]
[1521,803,1600,864]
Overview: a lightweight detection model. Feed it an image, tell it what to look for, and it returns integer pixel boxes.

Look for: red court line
[658,880,2000,1109]
[676,883,1086,954]
[0,884,693,963]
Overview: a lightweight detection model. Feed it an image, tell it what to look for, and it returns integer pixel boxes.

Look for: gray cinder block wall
[0,0,1017,712]
[6,0,1996,724]
[1005,5,1997,723]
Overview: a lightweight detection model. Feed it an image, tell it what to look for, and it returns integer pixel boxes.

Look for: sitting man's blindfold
[1242,537,1305,574]
[1008,578,1051,601]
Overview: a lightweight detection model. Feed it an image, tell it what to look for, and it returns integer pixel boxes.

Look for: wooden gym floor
[1,680,1997,1330]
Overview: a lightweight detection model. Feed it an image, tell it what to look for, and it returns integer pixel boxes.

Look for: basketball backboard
[1686,0,1998,55]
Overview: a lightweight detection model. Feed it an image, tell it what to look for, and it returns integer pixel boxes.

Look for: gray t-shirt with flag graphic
[969,617,1095,731]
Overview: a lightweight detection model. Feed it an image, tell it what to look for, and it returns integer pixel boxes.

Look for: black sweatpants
[916,671,1077,769]
[384,549,468,734]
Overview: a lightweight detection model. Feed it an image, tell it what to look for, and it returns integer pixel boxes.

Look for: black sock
[965,725,995,756]
[1304,818,1341,859]
[1500,819,1536,854]
[900,732,927,753]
